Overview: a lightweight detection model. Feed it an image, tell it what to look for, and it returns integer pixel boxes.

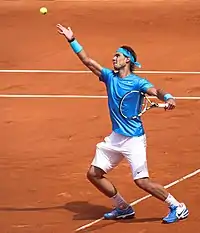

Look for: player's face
[112,52,129,70]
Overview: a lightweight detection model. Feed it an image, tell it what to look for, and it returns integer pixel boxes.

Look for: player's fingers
[166,100,176,110]
[56,24,66,31]
[56,26,62,32]
[57,29,63,34]
[167,104,172,110]
[168,104,175,110]
[57,23,64,27]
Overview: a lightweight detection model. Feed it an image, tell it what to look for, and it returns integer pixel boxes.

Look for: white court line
[0,94,200,100]
[0,94,107,98]
[0,69,200,74]
[75,168,200,232]
[0,70,90,74]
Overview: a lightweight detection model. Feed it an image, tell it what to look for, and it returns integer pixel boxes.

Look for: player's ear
[126,57,131,63]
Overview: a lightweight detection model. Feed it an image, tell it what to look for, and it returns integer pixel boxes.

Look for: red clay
[0,1,200,232]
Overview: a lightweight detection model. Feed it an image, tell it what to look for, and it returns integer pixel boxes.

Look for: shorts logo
[137,170,142,174]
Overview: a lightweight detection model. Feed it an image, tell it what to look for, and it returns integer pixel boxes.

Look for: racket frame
[119,90,168,119]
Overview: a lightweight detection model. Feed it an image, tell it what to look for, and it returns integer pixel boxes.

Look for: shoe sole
[162,215,189,224]
[104,213,135,220]
[116,213,135,219]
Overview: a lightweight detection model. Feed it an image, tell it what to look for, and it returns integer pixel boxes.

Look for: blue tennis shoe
[163,203,189,224]
[104,205,135,220]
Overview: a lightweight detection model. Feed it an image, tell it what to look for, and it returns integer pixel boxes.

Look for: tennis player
[57,24,189,224]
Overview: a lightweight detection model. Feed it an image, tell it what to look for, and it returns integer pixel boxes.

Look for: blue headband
[116,48,141,68]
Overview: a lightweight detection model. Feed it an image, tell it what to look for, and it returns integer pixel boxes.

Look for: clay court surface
[0,0,200,232]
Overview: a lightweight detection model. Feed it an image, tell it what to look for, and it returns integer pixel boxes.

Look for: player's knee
[87,166,105,181]
[134,177,150,189]
[86,168,95,181]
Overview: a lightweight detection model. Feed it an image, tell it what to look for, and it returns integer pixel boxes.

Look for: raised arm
[146,87,176,110]
[57,24,103,77]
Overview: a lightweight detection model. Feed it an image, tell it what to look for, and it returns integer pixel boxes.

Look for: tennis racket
[119,90,168,120]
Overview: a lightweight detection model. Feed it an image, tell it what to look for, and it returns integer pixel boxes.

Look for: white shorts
[91,131,149,180]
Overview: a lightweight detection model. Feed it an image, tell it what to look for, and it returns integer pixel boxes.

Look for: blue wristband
[164,93,174,101]
[70,39,83,54]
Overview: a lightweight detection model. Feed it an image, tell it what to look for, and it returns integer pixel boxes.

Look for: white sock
[165,193,181,207]
[111,193,129,209]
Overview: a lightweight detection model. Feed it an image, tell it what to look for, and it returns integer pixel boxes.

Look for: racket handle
[158,103,168,108]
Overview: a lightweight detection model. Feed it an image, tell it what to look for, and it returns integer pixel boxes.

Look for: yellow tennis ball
[40,7,48,15]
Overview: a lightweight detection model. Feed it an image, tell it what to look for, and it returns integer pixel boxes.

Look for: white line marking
[0,69,200,74]
[0,94,200,100]
[75,168,200,232]
[0,94,107,98]
[12,225,30,228]
[0,70,90,74]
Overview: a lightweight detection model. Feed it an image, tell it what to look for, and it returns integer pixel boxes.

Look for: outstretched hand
[57,24,74,41]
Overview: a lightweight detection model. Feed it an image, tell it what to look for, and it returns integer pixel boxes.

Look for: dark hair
[121,45,137,72]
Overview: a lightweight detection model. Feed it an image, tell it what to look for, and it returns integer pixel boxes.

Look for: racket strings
[140,95,152,114]
[119,90,167,120]
[120,91,144,119]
